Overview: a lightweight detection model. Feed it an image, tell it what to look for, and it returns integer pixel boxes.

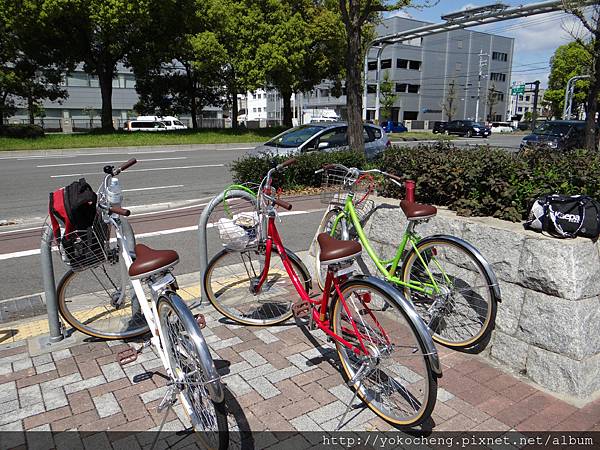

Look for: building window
[395,83,420,94]
[517,107,522,112]
[490,72,506,82]
[455,62,462,71]
[409,60,421,70]
[253,108,257,112]
[381,59,392,69]
[492,51,508,62]
[397,59,408,69]
[525,95,530,102]
[67,73,89,87]
[457,40,463,49]
[367,61,377,70]
[367,84,376,94]
[396,59,421,70]
[404,111,419,120]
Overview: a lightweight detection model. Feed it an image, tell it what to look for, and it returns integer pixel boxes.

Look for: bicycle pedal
[117,347,139,366]
[292,299,311,319]
[194,313,207,329]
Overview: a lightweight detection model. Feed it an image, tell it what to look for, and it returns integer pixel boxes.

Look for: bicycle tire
[401,236,498,348]
[157,292,228,449]
[204,246,311,326]
[57,266,149,340]
[313,208,355,290]
[331,278,437,427]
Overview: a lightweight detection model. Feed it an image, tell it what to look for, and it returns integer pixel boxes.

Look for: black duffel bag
[524,194,600,239]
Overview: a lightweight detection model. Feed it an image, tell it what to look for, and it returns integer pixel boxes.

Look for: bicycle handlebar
[274,198,293,211]
[315,163,404,186]
[118,158,137,172]
[276,158,296,171]
[109,206,131,216]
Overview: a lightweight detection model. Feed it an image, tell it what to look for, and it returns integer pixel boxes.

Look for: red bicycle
[204,159,441,427]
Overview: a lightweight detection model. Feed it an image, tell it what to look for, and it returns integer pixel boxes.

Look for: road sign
[511,85,525,95]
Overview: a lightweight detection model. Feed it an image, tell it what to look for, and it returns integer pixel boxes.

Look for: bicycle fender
[415,235,501,302]
[162,292,225,403]
[342,274,442,377]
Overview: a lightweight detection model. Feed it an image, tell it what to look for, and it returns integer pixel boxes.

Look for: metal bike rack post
[197,189,256,302]
[40,223,64,342]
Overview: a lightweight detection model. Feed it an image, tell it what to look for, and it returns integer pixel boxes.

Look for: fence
[3,118,63,132]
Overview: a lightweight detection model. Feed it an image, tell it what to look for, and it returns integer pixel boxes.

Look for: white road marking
[51,164,225,178]
[37,157,187,168]
[122,184,184,193]
[0,209,323,260]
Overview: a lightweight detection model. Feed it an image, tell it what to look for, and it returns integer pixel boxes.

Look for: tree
[562,1,600,150]
[544,42,591,119]
[442,79,457,122]
[379,70,397,121]
[45,0,155,131]
[336,1,434,151]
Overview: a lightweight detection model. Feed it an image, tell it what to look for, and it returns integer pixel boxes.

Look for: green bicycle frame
[332,194,443,296]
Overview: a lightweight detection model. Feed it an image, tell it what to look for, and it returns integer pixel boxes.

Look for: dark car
[432,121,448,134]
[381,120,408,133]
[445,120,491,138]
[520,120,587,151]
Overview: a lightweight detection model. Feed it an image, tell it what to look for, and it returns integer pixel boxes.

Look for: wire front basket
[320,168,374,208]
[57,214,110,272]
[209,190,260,251]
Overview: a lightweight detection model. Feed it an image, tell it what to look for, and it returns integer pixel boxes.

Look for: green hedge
[379,143,600,222]
[230,144,600,222]
[0,124,45,138]
[230,150,367,190]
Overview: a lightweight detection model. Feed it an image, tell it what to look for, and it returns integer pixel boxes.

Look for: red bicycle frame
[253,214,391,357]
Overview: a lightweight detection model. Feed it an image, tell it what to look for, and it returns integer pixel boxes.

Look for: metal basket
[57,215,110,272]
[320,168,374,207]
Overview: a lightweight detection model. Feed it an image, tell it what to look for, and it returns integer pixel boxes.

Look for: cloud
[510,14,590,54]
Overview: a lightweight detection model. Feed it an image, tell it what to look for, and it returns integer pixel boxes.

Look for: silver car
[248,122,391,160]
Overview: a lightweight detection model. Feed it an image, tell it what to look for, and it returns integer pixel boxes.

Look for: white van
[136,116,187,130]
[123,120,167,132]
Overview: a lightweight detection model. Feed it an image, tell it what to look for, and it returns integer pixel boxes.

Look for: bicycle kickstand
[150,383,179,450]
[335,360,369,431]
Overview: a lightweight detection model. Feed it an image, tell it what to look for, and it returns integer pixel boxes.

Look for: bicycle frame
[253,212,388,357]
[332,195,442,297]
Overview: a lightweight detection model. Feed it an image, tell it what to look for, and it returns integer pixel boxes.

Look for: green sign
[511,85,525,95]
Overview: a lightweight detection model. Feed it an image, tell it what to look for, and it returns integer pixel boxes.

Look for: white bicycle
[54,159,229,448]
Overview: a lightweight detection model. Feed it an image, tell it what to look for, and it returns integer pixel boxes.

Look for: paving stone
[63,375,106,395]
[92,392,121,418]
[223,374,252,396]
[249,376,280,399]
[0,381,17,404]
[36,362,56,374]
[0,419,23,431]
[12,357,33,372]
[266,366,302,384]
[141,358,164,371]
[16,370,59,388]
[211,336,242,350]
[239,363,276,381]
[67,390,94,415]
[123,363,147,383]
[140,385,169,404]
[290,413,323,431]
[51,349,71,361]
[23,405,70,430]
[42,388,68,410]
[254,329,279,344]
[0,402,45,426]
[39,372,82,391]
[328,384,354,404]
[31,353,53,366]
[437,387,456,402]
[0,399,19,415]
[0,351,30,366]
[18,384,42,407]
[226,360,252,376]
[0,364,11,376]
[100,362,126,382]
[286,354,318,372]
[308,400,345,424]
[239,349,267,367]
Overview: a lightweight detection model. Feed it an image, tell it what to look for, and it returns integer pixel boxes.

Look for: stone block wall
[349,197,600,401]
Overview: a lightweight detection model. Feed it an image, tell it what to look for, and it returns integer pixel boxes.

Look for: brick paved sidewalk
[1,304,599,444]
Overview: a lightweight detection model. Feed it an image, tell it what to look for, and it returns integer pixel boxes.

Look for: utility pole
[531,80,540,126]
[475,50,488,122]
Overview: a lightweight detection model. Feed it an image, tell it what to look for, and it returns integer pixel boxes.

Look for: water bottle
[107,178,123,205]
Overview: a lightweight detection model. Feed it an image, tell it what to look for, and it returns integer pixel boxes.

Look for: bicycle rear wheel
[57,257,149,340]
[401,236,498,348]
[331,278,437,427]
[157,293,228,449]
[204,247,310,326]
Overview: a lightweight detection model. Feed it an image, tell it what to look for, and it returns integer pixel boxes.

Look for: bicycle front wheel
[331,279,437,427]
[204,247,310,326]
[57,263,149,340]
[158,293,228,449]
[401,237,498,348]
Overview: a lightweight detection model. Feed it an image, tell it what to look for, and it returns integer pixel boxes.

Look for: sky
[387,0,592,88]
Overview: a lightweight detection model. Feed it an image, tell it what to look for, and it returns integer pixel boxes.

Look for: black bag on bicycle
[524,194,600,239]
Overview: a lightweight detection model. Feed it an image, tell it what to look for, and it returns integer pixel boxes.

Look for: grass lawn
[0,128,285,151]
[389,131,456,141]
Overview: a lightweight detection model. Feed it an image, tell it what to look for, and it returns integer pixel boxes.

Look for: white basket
[216,212,258,251]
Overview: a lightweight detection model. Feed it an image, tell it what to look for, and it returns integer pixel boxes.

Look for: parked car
[123,120,167,132]
[490,122,514,133]
[520,120,588,151]
[432,121,448,134]
[445,120,491,138]
[136,115,187,130]
[380,120,408,133]
[248,122,391,160]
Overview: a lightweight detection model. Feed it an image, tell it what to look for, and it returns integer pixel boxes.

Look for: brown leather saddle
[128,244,179,279]
[400,200,437,221]
[317,233,361,265]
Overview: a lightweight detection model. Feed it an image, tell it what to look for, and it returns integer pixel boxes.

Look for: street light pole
[475,50,488,122]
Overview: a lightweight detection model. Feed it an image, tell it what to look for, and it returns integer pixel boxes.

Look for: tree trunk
[345,18,365,152]
[584,36,600,150]
[184,64,198,129]
[281,87,293,128]
[230,71,238,130]
[98,67,114,132]
[27,94,34,125]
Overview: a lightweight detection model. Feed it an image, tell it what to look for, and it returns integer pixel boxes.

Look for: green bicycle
[313,163,501,349]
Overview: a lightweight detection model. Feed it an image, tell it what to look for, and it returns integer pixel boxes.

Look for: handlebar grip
[276,158,296,170]
[109,206,131,216]
[274,198,293,211]
[120,158,137,171]
[322,164,337,170]
[387,173,403,183]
